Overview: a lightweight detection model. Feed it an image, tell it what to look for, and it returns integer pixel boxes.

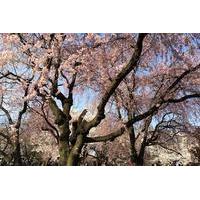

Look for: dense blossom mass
[0,33,200,166]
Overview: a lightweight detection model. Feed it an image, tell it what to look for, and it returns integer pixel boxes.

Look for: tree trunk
[128,126,146,166]
[135,155,144,166]
[134,116,152,166]
[67,134,84,166]
[127,126,139,165]
[135,140,146,166]
[49,98,71,165]
[59,135,70,165]
[58,123,71,165]
[13,132,22,166]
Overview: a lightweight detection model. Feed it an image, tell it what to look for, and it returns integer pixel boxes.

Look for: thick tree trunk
[128,126,146,166]
[59,135,70,165]
[67,134,84,166]
[135,140,146,166]
[135,155,144,166]
[13,132,22,166]
[133,116,152,166]
[13,144,22,166]
[58,122,71,165]
[128,126,138,165]
[49,98,71,165]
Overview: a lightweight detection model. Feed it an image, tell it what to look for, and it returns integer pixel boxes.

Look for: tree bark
[67,134,84,166]
[58,126,70,165]
[136,145,146,166]
[127,126,138,165]
[13,130,22,166]
[49,98,71,165]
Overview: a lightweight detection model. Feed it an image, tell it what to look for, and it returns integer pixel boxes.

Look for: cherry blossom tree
[0,72,31,165]
[95,34,200,165]
[0,33,199,165]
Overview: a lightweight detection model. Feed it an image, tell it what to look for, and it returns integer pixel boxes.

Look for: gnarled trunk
[59,133,70,165]
[67,134,84,166]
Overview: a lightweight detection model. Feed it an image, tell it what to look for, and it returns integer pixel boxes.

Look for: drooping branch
[41,127,59,143]
[0,105,13,125]
[126,92,200,127]
[166,93,200,103]
[96,91,200,147]
[156,143,183,157]
[28,103,59,142]
[164,64,200,95]
[146,112,173,144]
[40,102,59,139]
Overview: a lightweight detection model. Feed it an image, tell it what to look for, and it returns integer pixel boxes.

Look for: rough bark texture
[13,130,22,166]
[67,134,84,166]
[49,98,70,165]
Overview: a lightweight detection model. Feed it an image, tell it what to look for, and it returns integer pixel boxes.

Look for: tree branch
[85,127,126,143]
[85,33,148,131]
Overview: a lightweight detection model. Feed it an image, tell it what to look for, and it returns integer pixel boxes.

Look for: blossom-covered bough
[0,33,199,165]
